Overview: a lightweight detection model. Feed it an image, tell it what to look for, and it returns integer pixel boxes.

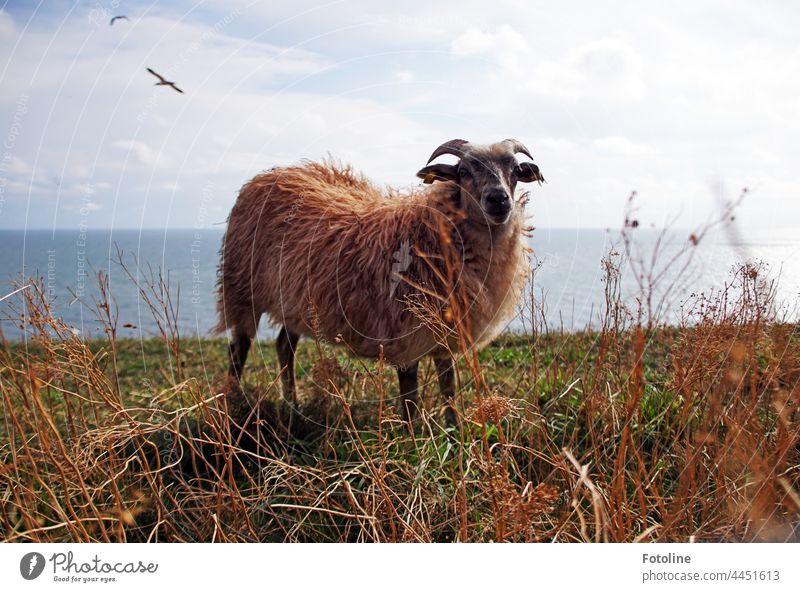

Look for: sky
[0,0,797,231]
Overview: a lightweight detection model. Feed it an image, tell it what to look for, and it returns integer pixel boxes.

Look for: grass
[1,210,799,542]
[2,300,798,541]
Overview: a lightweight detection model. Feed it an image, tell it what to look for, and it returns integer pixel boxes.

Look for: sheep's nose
[484,188,510,206]
[483,188,511,222]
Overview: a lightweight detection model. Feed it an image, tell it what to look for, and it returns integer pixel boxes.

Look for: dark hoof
[401,399,419,423]
[444,406,459,427]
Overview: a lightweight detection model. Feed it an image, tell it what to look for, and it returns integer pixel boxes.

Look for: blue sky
[0,0,797,231]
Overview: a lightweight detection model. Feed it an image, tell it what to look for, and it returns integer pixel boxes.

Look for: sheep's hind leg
[434,356,458,426]
[228,326,254,381]
[276,326,300,404]
[397,361,420,422]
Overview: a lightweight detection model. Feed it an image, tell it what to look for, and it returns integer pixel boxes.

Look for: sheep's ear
[516,162,545,184]
[416,164,458,184]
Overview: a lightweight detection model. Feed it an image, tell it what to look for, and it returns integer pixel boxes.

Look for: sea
[1,227,798,340]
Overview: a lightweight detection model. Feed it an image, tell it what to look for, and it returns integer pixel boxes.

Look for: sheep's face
[416,139,544,226]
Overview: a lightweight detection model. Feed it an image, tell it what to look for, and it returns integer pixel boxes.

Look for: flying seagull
[146,68,184,94]
[109,15,129,26]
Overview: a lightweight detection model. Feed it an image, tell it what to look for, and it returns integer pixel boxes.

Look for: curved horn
[503,138,533,161]
[426,139,470,164]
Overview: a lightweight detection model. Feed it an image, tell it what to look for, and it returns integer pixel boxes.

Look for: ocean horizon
[1,226,798,341]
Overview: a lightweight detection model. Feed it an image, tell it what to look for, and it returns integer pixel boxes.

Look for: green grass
[1,278,798,542]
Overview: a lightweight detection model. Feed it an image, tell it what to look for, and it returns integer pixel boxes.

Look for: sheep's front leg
[276,326,300,404]
[228,329,253,381]
[397,361,420,422]
[434,356,458,426]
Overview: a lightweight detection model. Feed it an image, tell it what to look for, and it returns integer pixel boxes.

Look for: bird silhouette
[109,15,129,26]
[146,68,184,94]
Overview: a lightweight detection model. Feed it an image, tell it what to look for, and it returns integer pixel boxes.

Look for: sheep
[215,138,544,424]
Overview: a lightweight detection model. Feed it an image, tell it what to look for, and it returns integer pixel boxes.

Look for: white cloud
[451,24,530,74]
[394,70,414,83]
[111,140,165,167]
[0,8,447,228]
[64,199,102,212]
[451,26,644,102]
[531,37,645,101]
[537,138,575,152]
[0,9,14,39]
[593,136,653,156]
[1,2,799,232]
[6,155,31,175]
[71,183,96,194]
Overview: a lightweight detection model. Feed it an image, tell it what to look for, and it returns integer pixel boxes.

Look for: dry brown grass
[1,209,799,542]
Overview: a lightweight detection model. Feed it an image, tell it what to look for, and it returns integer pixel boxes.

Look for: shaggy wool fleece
[216,160,530,366]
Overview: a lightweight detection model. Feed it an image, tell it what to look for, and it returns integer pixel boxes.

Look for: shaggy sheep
[216,139,544,424]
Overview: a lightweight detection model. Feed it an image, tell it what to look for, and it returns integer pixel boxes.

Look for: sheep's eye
[458,167,472,179]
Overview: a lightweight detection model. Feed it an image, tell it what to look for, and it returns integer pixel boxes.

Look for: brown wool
[216,159,531,365]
